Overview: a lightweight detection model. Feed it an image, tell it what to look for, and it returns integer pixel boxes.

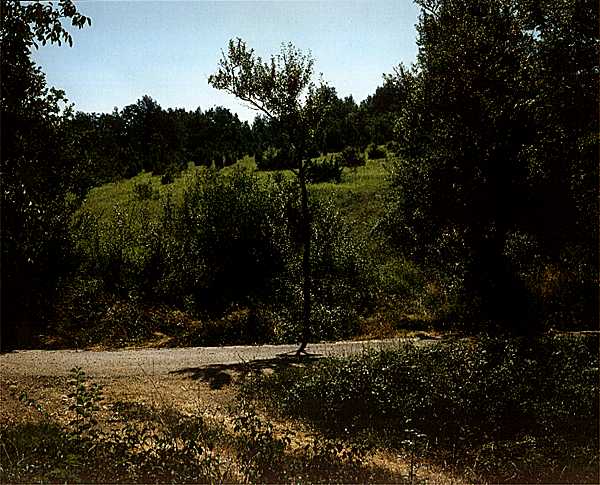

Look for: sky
[32,0,421,122]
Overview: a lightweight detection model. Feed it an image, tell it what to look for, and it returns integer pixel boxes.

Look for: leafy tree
[209,38,331,353]
[250,115,273,156]
[63,110,134,184]
[360,72,407,144]
[64,100,254,180]
[204,106,245,166]
[1,0,91,349]
[307,85,360,153]
[384,0,598,331]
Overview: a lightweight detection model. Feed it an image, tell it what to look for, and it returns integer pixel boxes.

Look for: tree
[384,0,598,331]
[1,0,91,349]
[360,72,407,145]
[308,85,362,153]
[204,106,245,166]
[209,38,328,353]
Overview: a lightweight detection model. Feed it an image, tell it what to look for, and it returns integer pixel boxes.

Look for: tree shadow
[170,352,323,390]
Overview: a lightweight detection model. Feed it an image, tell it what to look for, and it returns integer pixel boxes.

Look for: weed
[232,400,290,482]
[1,369,232,483]
[66,366,103,440]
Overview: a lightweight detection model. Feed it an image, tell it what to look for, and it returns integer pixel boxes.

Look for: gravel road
[0,338,423,377]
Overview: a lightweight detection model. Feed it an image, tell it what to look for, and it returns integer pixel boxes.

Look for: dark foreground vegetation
[2,367,384,483]
[245,335,599,483]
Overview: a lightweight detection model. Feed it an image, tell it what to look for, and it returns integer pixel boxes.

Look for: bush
[253,149,263,168]
[366,143,386,160]
[132,178,157,200]
[298,195,371,341]
[306,155,342,183]
[232,401,290,482]
[340,146,365,167]
[162,168,294,312]
[63,166,373,347]
[67,169,298,343]
[384,140,401,156]
[255,146,294,170]
[160,164,179,184]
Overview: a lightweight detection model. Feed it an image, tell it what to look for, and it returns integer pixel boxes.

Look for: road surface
[0,338,426,377]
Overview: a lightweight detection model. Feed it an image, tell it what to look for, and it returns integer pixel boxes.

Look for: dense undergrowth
[243,334,600,483]
[48,163,379,349]
[43,156,437,349]
[36,153,597,350]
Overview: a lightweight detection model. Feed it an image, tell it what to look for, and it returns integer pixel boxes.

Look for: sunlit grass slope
[81,156,390,233]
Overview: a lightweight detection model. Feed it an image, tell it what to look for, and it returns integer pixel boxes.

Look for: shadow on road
[170,352,323,389]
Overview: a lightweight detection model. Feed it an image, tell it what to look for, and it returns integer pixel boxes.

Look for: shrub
[366,143,386,160]
[340,146,365,167]
[253,149,263,168]
[132,178,157,200]
[160,168,294,312]
[160,164,178,184]
[68,169,298,341]
[296,195,371,341]
[233,401,290,482]
[64,165,374,347]
[306,155,342,183]
[255,146,294,170]
[384,140,401,156]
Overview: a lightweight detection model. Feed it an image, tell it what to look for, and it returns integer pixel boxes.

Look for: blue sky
[32,1,420,122]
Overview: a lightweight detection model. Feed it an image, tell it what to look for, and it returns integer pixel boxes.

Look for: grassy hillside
[81,156,390,233]
[46,154,424,350]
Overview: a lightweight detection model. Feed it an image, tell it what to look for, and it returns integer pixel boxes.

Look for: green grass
[311,159,389,238]
[81,155,390,233]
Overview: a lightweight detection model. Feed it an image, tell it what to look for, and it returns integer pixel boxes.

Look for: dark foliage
[1,0,91,350]
[382,0,599,331]
[359,74,408,145]
[254,146,295,170]
[340,146,365,167]
[63,102,253,186]
[305,155,343,184]
[366,143,386,160]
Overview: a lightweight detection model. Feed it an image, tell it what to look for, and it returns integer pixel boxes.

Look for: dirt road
[0,338,423,377]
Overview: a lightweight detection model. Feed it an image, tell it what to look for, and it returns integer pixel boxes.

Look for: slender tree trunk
[297,158,311,355]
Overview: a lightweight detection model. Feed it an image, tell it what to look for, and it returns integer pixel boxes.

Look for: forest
[1,0,598,483]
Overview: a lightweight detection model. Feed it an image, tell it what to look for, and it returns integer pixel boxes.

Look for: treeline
[66,84,401,187]
[68,100,252,184]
